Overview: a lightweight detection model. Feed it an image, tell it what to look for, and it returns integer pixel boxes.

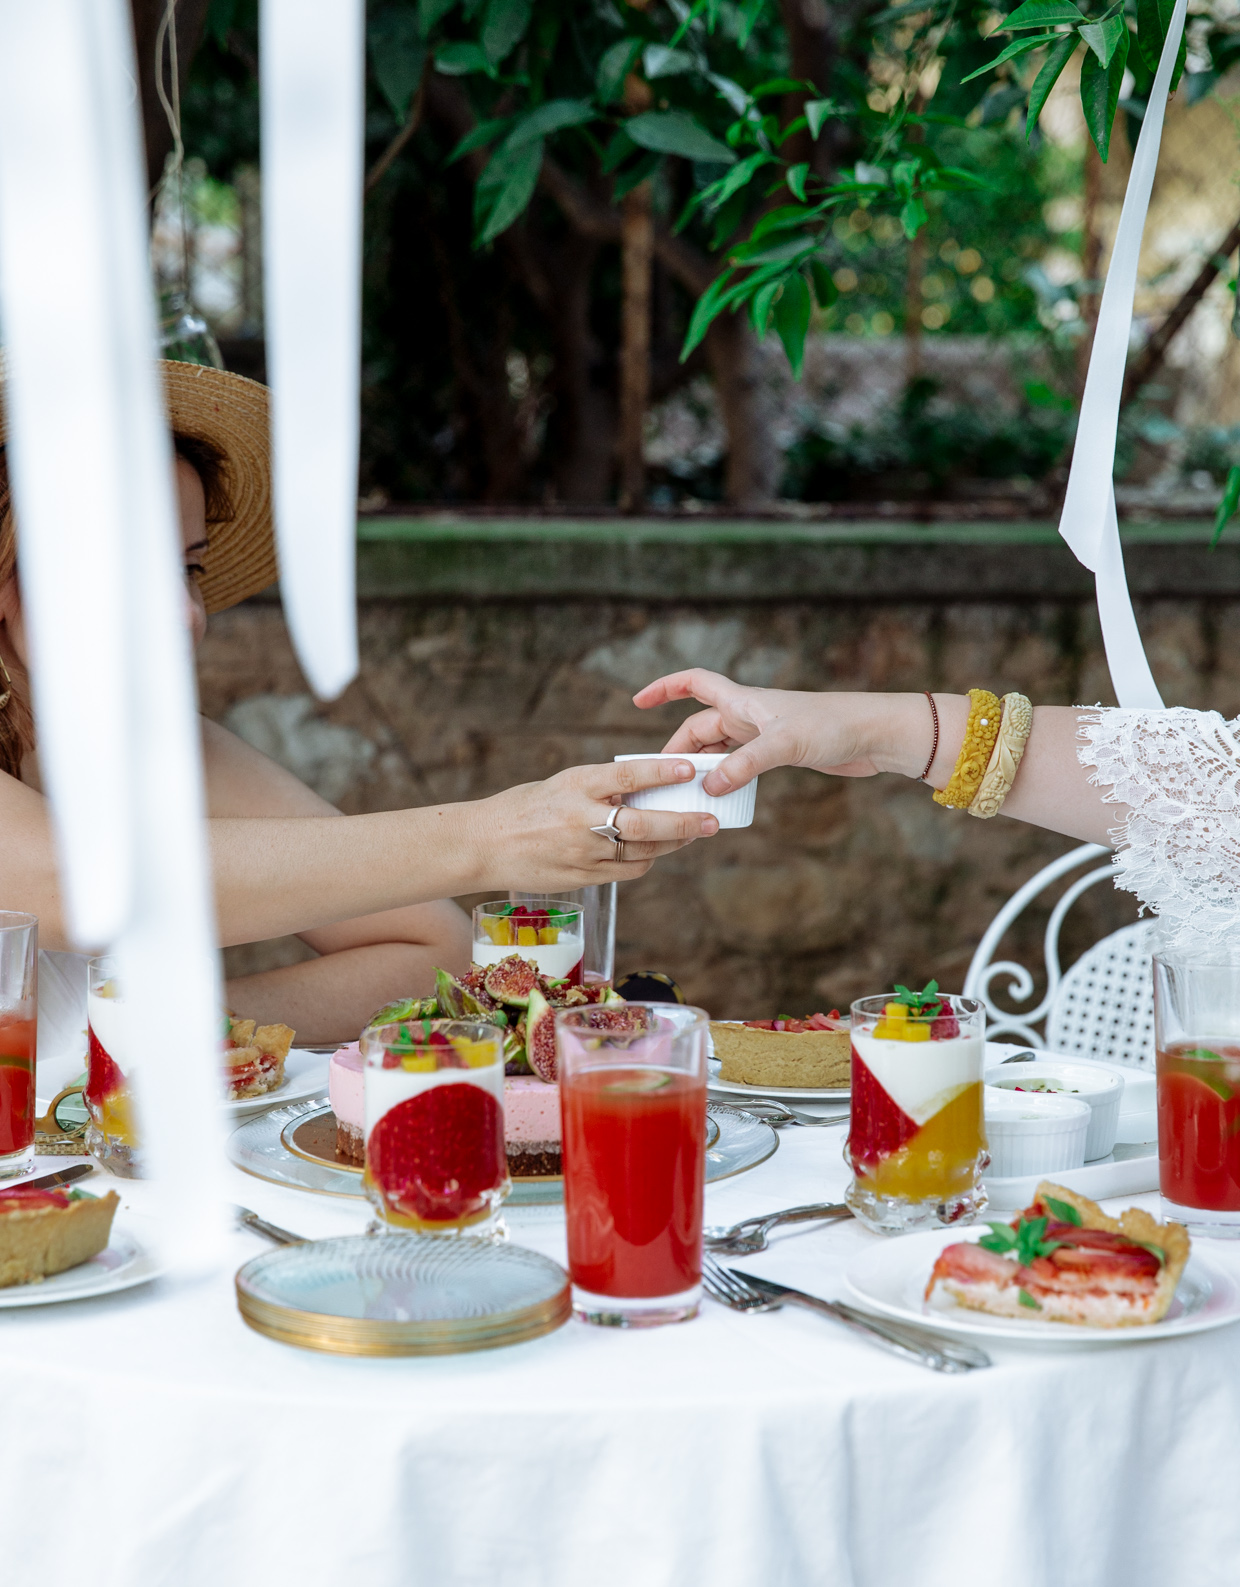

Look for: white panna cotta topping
[472,935,584,981]
[87,988,141,1076]
[851,1028,982,1126]
[364,1058,505,1139]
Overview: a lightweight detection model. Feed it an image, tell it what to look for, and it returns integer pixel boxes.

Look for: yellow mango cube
[538,926,560,945]
[517,925,538,946]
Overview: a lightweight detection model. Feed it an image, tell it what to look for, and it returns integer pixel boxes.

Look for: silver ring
[590,821,623,843]
[614,839,625,863]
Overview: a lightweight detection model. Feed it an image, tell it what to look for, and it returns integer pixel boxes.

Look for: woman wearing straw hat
[0,364,716,1044]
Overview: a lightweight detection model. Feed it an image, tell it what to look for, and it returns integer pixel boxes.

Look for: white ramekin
[983,1087,1091,1179]
[614,753,757,829]
[984,1058,1124,1162]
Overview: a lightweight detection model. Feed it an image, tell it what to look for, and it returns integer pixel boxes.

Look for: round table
[6,1077,1240,1587]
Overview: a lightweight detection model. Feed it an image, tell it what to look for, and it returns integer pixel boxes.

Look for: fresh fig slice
[525,987,558,1083]
[483,955,542,1008]
[549,984,590,1009]
[367,996,435,1029]
[429,969,492,1020]
[459,966,498,1011]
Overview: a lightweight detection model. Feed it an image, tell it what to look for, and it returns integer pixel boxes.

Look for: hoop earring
[0,651,12,712]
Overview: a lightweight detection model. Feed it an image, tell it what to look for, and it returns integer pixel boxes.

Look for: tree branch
[1121,212,1240,411]
[364,84,427,201]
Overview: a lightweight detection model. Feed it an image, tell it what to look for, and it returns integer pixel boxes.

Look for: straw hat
[162,361,275,614]
[0,359,275,616]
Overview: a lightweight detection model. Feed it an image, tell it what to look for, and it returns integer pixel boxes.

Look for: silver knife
[13,1162,95,1194]
[729,1268,991,1373]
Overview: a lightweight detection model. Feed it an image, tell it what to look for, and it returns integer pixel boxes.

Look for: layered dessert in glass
[473,901,584,986]
[85,957,142,1177]
[361,1019,510,1235]
[846,983,987,1234]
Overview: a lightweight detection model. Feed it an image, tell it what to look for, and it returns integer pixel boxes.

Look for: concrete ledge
[353,517,1240,603]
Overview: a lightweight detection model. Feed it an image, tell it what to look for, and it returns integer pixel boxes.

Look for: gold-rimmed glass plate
[228,1099,771,1202]
[235,1233,571,1355]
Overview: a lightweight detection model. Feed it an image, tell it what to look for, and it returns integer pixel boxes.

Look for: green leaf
[1043,1195,1083,1226]
[1026,32,1079,136]
[900,196,928,238]
[1131,1239,1167,1268]
[680,270,745,360]
[750,279,781,336]
[1080,22,1129,159]
[419,0,459,34]
[435,41,491,76]
[707,149,774,210]
[727,235,815,267]
[597,38,642,104]
[626,111,736,165]
[891,979,940,1012]
[505,98,594,148]
[1002,0,1085,27]
[474,138,542,244]
[1214,466,1240,548]
[773,272,811,378]
[805,99,836,139]
[809,257,837,309]
[1180,1047,1226,1062]
[1018,1288,1042,1309]
[612,150,661,200]
[1079,14,1126,68]
[1137,0,1185,85]
[447,116,511,163]
[786,162,809,201]
[369,9,427,120]
[481,0,531,66]
[961,33,1063,85]
[644,44,695,79]
[979,1221,1019,1254]
[601,127,637,175]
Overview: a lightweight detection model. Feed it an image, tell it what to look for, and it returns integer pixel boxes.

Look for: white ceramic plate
[0,1212,162,1308]
[845,1226,1240,1346]
[223,1049,329,1118]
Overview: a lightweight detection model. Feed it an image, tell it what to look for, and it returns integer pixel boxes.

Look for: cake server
[17,1162,95,1193]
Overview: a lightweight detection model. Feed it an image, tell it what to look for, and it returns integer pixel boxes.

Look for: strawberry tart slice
[925,1181,1190,1328]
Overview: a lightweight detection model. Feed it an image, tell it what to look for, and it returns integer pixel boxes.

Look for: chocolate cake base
[335,1119,364,1166]
[506,1144,562,1179]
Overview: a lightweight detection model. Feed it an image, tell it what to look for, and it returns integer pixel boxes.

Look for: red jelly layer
[848,1047,918,1170]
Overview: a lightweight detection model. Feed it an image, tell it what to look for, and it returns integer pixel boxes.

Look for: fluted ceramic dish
[228,1097,769,1203]
[236,1233,571,1355]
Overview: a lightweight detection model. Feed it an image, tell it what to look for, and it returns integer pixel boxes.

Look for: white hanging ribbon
[261,0,363,701]
[1057,0,1187,709]
[0,0,227,1269]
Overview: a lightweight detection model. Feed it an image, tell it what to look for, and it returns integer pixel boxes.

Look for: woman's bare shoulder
[200,716,338,819]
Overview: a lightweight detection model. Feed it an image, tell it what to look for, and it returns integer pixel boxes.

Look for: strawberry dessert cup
[472,901,584,986]
[846,984,988,1236]
[84,955,143,1178]
[361,1019,510,1237]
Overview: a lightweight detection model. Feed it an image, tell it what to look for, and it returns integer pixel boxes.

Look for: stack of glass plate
[236,1234,571,1356]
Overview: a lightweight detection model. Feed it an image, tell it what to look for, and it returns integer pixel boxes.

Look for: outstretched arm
[633,671,1123,847]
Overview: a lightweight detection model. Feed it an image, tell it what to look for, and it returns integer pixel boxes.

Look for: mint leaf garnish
[1130,1239,1166,1268]
[1043,1195,1083,1227]
[67,1187,97,1201]
[978,1221,1018,1255]
[890,979,942,1015]
[1181,1047,1224,1062]
[1018,1288,1041,1310]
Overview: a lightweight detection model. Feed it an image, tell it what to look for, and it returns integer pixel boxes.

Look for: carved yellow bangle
[968,692,1033,819]
[932,689,1002,810]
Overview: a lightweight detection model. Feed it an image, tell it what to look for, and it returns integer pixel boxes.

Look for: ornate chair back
[963,843,1156,1070]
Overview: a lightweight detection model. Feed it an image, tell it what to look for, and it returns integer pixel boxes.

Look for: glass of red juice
[1154,954,1240,1236]
[558,1001,708,1327]
[0,913,37,1181]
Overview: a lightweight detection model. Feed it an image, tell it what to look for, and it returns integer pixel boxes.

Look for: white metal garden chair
[963,843,1157,1071]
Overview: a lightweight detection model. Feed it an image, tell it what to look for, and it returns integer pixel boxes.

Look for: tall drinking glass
[84,955,142,1177]
[846,993,987,1235]
[361,1019,509,1235]
[1154,954,1240,1236]
[509,887,617,987]
[0,913,37,1180]
[558,1002,708,1326]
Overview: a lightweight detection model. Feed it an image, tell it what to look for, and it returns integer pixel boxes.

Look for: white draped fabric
[1057,0,1186,710]
[0,0,227,1266]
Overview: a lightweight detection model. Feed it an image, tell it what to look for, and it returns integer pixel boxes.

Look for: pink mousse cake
[504,1076,562,1179]
[329,1042,364,1164]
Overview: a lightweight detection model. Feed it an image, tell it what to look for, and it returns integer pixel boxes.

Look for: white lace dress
[1077,708,1240,955]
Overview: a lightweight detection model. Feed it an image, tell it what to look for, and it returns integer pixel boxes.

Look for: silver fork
[701,1255,989,1374]
[712,1096,849,1127]
[234,1205,306,1246]
[705,1201,851,1254]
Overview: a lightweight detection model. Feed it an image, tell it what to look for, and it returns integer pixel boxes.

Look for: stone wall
[203,530,1238,1020]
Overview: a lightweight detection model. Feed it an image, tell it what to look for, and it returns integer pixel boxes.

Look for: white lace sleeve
[1077,707,1240,954]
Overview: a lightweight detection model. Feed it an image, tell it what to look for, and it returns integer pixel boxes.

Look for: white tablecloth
[5,1072,1240,1587]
